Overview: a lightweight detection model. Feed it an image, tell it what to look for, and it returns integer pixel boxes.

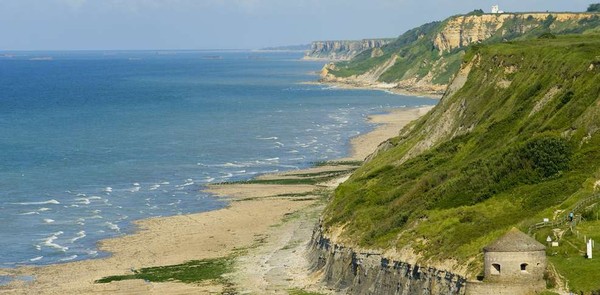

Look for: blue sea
[0,50,436,268]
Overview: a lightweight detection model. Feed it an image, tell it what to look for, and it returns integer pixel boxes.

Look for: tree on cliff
[588,3,600,12]
[467,9,484,16]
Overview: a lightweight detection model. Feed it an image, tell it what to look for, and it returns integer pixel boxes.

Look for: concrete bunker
[467,228,547,294]
[483,227,546,283]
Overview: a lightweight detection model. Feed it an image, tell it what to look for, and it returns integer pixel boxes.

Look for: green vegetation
[330,21,441,79]
[288,289,328,295]
[588,3,600,12]
[323,35,600,287]
[234,171,352,185]
[467,9,484,16]
[539,32,557,39]
[328,12,600,90]
[218,167,356,186]
[547,220,600,293]
[95,257,233,284]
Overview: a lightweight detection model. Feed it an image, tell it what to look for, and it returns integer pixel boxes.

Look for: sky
[0,0,594,50]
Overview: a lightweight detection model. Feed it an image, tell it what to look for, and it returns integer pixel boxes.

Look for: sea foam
[40,231,68,252]
[13,199,60,205]
[70,231,86,243]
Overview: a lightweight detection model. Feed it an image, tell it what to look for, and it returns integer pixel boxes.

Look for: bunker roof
[483,228,546,252]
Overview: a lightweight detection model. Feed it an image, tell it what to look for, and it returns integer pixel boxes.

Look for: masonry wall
[483,251,546,283]
[466,280,546,295]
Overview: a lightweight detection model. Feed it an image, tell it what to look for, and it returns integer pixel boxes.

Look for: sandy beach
[0,105,433,295]
[302,81,443,100]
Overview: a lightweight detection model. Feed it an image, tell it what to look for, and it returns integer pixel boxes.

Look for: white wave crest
[41,231,68,252]
[104,222,120,232]
[70,231,86,243]
[178,179,194,187]
[74,198,90,205]
[12,199,60,205]
[59,255,78,262]
[222,162,245,167]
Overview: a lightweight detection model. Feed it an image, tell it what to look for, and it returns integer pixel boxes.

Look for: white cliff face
[433,13,597,53]
[305,39,393,61]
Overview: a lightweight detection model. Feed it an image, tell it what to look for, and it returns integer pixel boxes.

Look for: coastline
[0,105,434,295]
[302,81,443,100]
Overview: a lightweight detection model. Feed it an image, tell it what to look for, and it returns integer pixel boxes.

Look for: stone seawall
[308,224,467,295]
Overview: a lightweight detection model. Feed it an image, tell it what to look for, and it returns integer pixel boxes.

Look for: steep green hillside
[323,12,600,95]
[323,35,600,289]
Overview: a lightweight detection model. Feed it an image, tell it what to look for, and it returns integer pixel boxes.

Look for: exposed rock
[371,48,384,58]
[434,13,597,53]
[305,39,393,61]
[308,224,467,295]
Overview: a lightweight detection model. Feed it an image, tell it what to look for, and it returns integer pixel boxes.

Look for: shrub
[539,33,557,39]
[467,9,485,16]
[587,3,600,12]
[518,136,572,178]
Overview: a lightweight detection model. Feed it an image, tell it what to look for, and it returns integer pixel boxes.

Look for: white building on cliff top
[491,5,504,14]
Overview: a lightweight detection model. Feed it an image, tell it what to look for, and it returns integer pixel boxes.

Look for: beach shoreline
[0,105,434,295]
[301,81,443,100]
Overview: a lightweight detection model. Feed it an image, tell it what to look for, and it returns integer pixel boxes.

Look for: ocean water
[0,50,436,267]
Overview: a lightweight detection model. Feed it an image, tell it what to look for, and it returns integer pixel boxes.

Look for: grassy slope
[323,35,600,289]
[329,21,442,79]
[329,13,600,87]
